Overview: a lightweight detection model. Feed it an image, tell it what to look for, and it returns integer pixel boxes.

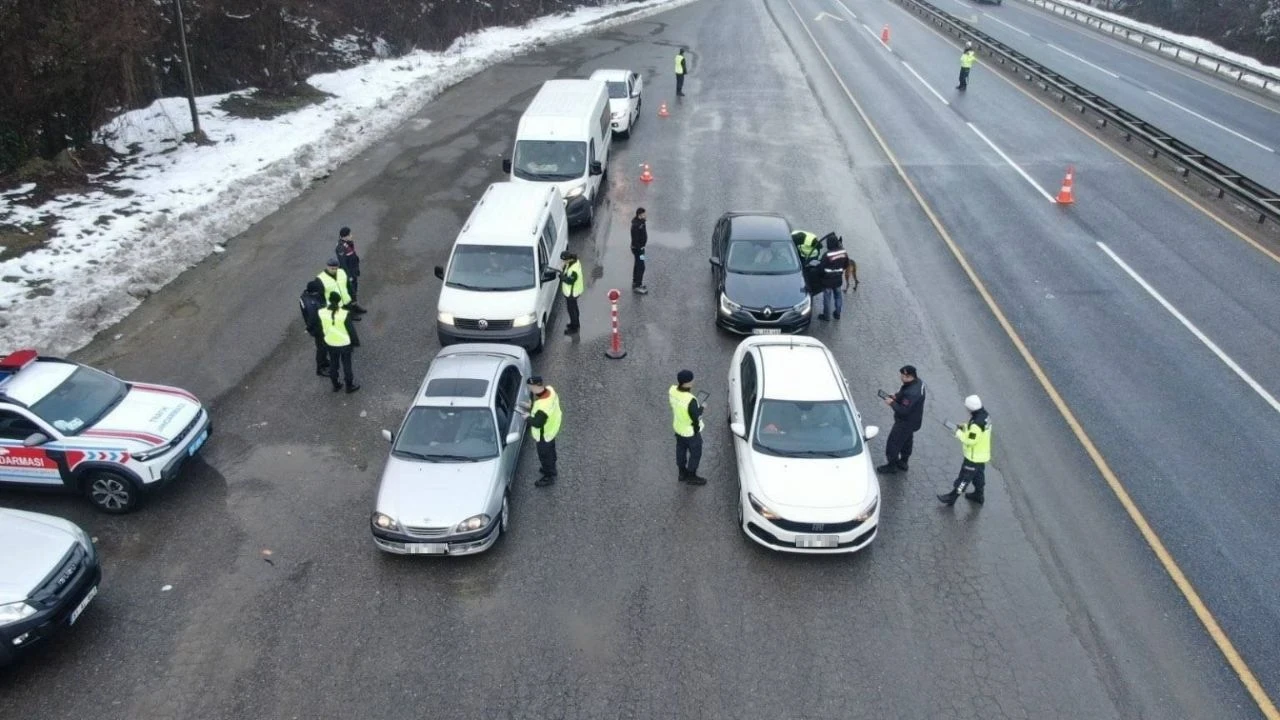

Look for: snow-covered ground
[0,0,697,354]
[1021,0,1280,89]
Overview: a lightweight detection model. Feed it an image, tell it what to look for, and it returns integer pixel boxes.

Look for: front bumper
[371,520,502,557]
[740,501,878,554]
[156,413,213,485]
[0,546,101,666]
[565,195,592,226]
[716,306,811,335]
[438,323,541,351]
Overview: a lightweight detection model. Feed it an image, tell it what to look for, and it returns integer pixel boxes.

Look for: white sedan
[727,336,881,554]
[589,68,643,138]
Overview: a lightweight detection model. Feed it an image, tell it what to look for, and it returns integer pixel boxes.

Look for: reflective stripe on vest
[319,307,351,347]
[675,54,686,75]
[960,52,976,69]
[531,388,562,442]
[317,269,351,306]
[798,232,820,259]
[561,260,584,298]
[669,386,703,437]
[958,419,992,463]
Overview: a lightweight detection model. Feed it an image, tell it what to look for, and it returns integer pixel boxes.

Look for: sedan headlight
[371,512,401,532]
[611,111,623,120]
[133,441,176,462]
[511,312,537,328]
[719,293,742,315]
[564,184,586,199]
[794,295,811,315]
[0,601,37,626]
[454,514,491,533]
[747,493,781,521]
[853,496,879,522]
[437,312,455,325]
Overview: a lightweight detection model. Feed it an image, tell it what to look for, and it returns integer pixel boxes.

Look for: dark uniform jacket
[890,378,926,432]
[630,217,648,251]
[299,289,325,338]
[335,239,361,278]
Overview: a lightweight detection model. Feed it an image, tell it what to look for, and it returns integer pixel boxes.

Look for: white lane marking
[966,123,1057,202]
[1097,242,1280,416]
[1145,91,1276,152]
[902,61,950,105]
[836,1,856,20]
[814,11,844,22]
[983,12,1032,37]
[1047,43,1121,78]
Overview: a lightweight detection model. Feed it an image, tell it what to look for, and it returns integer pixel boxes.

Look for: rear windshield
[606,81,628,99]
[445,245,536,291]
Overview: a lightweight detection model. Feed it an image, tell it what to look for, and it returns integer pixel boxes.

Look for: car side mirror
[729,421,746,439]
[541,268,559,282]
[709,257,721,267]
[505,431,521,445]
[433,266,445,280]
[863,425,879,441]
[23,432,49,447]
[631,89,641,98]
[381,429,394,443]
[502,158,512,173]
[589,161,603,176]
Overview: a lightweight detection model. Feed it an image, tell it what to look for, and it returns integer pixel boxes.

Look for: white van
[502,79,612,228]
[433,183,569,352]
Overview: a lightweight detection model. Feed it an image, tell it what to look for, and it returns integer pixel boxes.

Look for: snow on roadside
[1032,0,1280,81]
[0,0,698,354]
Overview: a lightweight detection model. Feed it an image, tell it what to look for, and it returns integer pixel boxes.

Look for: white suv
[727,336,881,553]
[0,350,212,513]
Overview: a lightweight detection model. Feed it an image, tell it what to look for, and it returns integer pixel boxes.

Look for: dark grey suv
[709,212,813,335]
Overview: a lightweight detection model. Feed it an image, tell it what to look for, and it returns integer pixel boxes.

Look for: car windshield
[606,81,629,99]
[29,367,128,435]
[751,399,862,458]
[393,407,498,462]
[445,245,536,291]
[726,239,802,274]
[512,140,586,181]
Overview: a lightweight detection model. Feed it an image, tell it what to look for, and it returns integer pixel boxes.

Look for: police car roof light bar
[0,349,39,373]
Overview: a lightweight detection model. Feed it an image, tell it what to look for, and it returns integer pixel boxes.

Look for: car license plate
[187,429,208,456]
[752,328,782,335]
[408,543,448,555]
[795,534,839,549]
[69,585,98,625]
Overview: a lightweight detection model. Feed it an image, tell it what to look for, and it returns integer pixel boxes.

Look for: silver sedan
[370,344,532,556]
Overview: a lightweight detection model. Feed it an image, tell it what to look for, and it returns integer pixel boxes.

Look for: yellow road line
[783,0,1280,716]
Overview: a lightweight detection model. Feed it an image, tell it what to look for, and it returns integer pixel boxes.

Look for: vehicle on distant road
[0,349,212,513]
[370,344,532,556]
[0,507,101,665]
[710,212,812,335]
[727,336,881,554]
[589,68,644,138]
[971,0,1002,5]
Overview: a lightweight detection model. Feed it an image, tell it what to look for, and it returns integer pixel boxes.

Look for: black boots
[937,490,959,505]
[964,490,984,504]
[679,469,707,485]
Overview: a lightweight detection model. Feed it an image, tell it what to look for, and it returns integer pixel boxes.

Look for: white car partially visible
[589,68,643,138]
[726,336,881,554]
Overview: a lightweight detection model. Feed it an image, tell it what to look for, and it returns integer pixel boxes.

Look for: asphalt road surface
[953,0,1280,190]
[0,0,1273,718]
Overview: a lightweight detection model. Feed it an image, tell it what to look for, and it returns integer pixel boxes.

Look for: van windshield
[446,245,536,291]
[513,140,586,181]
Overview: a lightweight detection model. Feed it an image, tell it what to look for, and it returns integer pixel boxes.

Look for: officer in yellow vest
[939,395,992,505]
[317,258,367,314]
[675,47,689,97]
[957,43,976,91]
[670,369,707,485]
[523,376,562,486]
[559,251,584,335]
[791,230,822,264]
[318,291,360,393]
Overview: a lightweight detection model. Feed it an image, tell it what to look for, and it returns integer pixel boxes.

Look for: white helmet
[964,395,983,411]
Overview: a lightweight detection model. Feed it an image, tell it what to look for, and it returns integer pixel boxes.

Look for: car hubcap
[501,497,510,532]
[92,477,129,509]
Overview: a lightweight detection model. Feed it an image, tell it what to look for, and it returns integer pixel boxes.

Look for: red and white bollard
[605,288,627,359]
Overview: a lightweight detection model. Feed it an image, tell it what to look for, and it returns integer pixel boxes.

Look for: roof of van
[523,79,607,119]
[457,183,555,246]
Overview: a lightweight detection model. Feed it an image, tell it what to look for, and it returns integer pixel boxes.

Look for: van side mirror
[434,266,445,280]
[381,429,394,443]
[541,268,559,283]
[505,431,521,446]
[709,257,722,268]
[863,425,880,441]
[729,422,746,439]
[23,432,49,447]
[502,158,512,174]
[589,161,603,176]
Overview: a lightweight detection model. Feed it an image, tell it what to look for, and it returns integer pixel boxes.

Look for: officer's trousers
[565,296,580,330]
[676,73,685,95]
[676,433,702,473]
[952,460,986,493]
[313,334,329,373]
[535,439,558,477]
[885,422,915,466]
[327,346,355,389]
[958,67,971,89]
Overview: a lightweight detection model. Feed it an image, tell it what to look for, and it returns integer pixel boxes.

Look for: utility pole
[173,0,205,142]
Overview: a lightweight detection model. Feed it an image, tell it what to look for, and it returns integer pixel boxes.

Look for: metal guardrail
[1010,0,1280,97]
[890,0,1280,224]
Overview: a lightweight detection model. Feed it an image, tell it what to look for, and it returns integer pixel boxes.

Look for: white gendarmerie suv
[588,68,643,138]
[727,336,881,553]
[0,350,212,513]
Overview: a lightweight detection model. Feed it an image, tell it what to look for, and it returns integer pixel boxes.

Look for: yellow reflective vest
[669,386,703,438]
[317,269,351,306]
[956,413,992,463]
[960,51,976,69]
[319,307,352,348]
[796,231,821,261]
[675,54,687,75]
[530,388,562,442]
[561,260,584,298]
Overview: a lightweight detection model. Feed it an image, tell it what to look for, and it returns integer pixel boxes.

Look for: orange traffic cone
[881,24,890,44]
[658,102,669,117]
[1056,166,1075,204]
[639,163,654,183]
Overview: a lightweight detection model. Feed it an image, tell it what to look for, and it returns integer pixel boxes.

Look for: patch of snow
[0,0,697,355]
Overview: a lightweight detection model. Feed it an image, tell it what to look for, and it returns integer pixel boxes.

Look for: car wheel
[585,194,595,226]
[85,471,140,514]
[533,321,545,354]
[736,496,745,528]
[500,494,510,534]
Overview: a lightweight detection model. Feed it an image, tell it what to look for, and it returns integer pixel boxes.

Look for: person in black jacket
[877,365,926,474]
[299,279,330,377]
[335,226,367,313]
[630,207,648,294]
